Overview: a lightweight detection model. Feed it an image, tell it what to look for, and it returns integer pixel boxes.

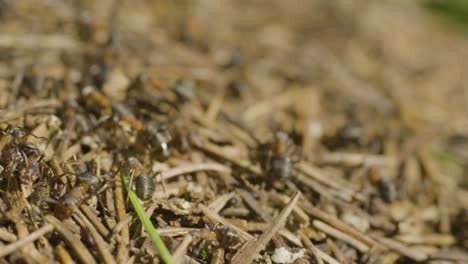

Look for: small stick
[299,233,327,264]
[208,192,235,213]
[0,228,17,242]
[371,235,428,262]
[74,210,116,264]
[45,215,97,264]
[0,224,53,258]
[220,112,262,144]
[244,222,269,232]
[104,188,117,230]
[221,207,250,217]
[199,204,254,241]
[326,239,346,264]
[204,88,225,124]
[221,120,258,148]
[319,152,395,168]
[294,173,344,202]
[210,248,225,264]
[56,244,76,264]
[295,163,359,195]
[268,192,310,227]
[395,233,455,246]
[194,141,262,176]
[237,189,272,222]
[313,220,369,253]
[231,192,300,264]
[173,235,193,264]
[159,163,230,182]
[300,201,377,248]
[114,170,130,262]
[80,205,110,238]
[277,229,302,247]
[14,220,50,262]
[157,227,200,237]
[430,250,468,262]
[242,91,294,122]
[111,215,133,237]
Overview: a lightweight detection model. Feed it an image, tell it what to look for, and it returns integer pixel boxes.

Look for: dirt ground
[0,0,467,263]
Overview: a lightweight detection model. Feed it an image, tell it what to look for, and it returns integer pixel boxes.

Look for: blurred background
[1,0,468,130]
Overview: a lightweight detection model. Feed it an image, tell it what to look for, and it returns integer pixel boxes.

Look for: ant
[255,132,301,179]
[0,126,46,185]
[213,225,242,249]
[192,224,241,248]
[191,224,242,261]
[55,171,102,219]
[122,157,156,201]
[0,126,28,141]
[136,123,173,160]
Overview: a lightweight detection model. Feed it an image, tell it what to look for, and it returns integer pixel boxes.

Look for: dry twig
[313,220,369,253]
[231,192,300,264]
[0,224,53,258]
[45,215,97,264]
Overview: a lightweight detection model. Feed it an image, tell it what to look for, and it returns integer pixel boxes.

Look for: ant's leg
[28,133,49,143]
[96,183,109,195]
[95,173,115,195]
[20,151,29,167]
[37,154,45,163]
[10,160,18,173]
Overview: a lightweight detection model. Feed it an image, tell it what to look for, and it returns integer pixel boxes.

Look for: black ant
[255,132,301,179]
[55,171,102,219]
[122,157,156,201]
[0,126,46,184]
[190,224,242,261]
[136,123,173,160]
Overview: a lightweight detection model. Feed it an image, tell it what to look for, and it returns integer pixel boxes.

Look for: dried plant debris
[0,0,467,263]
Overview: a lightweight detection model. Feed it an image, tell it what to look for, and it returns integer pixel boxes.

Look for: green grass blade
[121,169,174,264]
[422,0,468,29]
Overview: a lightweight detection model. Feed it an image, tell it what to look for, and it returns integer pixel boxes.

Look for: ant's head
[124,157,143,176]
